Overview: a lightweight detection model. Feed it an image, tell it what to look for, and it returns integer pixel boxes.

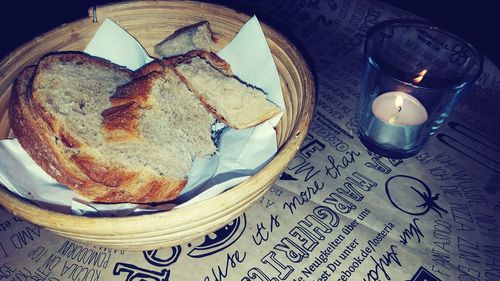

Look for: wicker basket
[0,1,315,250]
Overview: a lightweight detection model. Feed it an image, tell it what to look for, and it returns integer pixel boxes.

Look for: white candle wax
[372,91,428,126]
[365,91,429,150]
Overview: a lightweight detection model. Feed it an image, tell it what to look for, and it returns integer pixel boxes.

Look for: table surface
[1,0,499,280]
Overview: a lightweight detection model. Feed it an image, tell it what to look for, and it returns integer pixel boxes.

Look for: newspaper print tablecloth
[1,0,499,280]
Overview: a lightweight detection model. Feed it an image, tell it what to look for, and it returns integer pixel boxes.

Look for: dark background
[0,1,498,67]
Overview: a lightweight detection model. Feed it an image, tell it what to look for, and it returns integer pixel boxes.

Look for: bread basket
[0,1,315,250]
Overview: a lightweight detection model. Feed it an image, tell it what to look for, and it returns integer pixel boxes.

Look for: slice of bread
[9,66,96,190]
[136,50,281,129]
[11,52,201,203]
[154,21,215,58]
[10,63,142,201]
[101,67,216,170]
[30,52,133,149]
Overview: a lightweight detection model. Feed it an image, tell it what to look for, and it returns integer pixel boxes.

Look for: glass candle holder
[357,19,483,159]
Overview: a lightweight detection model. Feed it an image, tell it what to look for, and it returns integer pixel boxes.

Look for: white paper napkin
[0,16,284,215]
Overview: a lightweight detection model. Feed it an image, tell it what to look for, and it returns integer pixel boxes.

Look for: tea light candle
[372,91,428,126]
[366,91,428,150]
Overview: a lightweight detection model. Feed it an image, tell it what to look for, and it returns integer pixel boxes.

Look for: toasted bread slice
[136,50,281,129]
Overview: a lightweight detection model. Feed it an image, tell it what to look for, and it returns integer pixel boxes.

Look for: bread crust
[101,101,141,141]
[111,72,160,107]
[134,50,233,78]
[9,53,190,203]
[9,66,95,190]
[133,61,164,78]
[70,154,137,187]
[103,72,161,141]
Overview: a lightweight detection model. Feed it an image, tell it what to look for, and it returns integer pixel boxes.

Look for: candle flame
[395,95,404,108]
[387,95,405,124]
[412,69,428,84]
